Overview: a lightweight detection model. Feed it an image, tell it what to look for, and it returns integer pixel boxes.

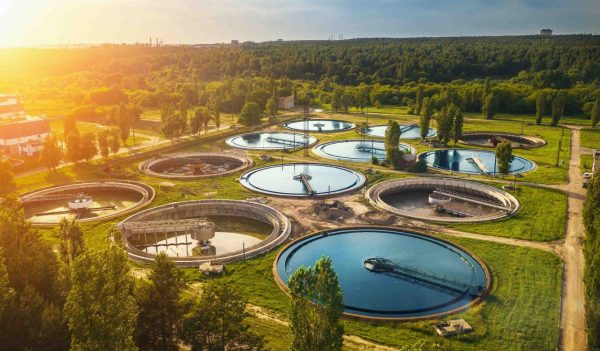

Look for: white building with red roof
[0,118,51,156]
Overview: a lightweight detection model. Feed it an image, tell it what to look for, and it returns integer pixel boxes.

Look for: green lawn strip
[580,128,600,149]
[190,236,562,351]
[450,185,567,242]
[581,154,594,173]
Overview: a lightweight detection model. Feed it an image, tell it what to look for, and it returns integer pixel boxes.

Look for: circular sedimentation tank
[282,119,355,133]
[119,200,291,267]
[274,227,489,320]
[367,177,520,222]
[226,132,317,150]
[419,148,535,175]
[363,124,437,139]
[459,132,546,149]
[240,163,366,197]
[139,152,253,179]
[313,139,415,163]
[20,181,155,226]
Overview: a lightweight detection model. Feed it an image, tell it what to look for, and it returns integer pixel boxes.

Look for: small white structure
[68,195,94,211]
[434,319,473,337]
[278,95,294,109]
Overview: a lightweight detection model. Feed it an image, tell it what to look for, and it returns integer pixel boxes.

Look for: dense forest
[0,35,599,120]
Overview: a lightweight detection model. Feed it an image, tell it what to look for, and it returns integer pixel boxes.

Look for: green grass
[581,154,594,173]
[581,128,600,149]
[451,185,567,241]
[194,236,562,351]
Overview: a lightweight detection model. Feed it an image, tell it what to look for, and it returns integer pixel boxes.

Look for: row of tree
[38,116,124,171]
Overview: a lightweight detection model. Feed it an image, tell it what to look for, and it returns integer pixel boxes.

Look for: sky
[0,0,599,47]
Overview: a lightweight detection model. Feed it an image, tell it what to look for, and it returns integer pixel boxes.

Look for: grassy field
[581,128,600,149]
[451,185,567,241]
[198,236,562,351]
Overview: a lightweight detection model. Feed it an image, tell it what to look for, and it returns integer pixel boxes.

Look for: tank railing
[432,189,510,211]
[120,218,214,235]
[400,124,418,132]
[364,257,483,296]
[356,144,386,153]
[465,155,489,175]
[265,136,308,146]
[293,173,316,196]
[22,193,86,202]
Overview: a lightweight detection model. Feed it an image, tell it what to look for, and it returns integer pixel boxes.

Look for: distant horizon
[3,32,600,49]
[1,0,600,48]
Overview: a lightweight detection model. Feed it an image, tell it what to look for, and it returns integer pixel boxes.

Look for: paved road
[559,128,588,351]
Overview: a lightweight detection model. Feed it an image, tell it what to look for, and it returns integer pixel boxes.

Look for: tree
[482,93,495,119]
[135,253,184,351]
[331,88,343,112]
[535,91,545,125]
[266,94,278,122]
[56,217,86,294]
[39,135,62,171]
[495,141,513,176]
[65,246,138,351]
[551,92,565,126]
[181,280,264,351]
[436,104,456,145]
[80,133,98,162]
[355,84,370,112]
[341,92,352,112]
[239,101,262,126]
[127,104,143,142]
[97,130,110,160]
[288,257,344,351]
[0,248,13,321]
[0,160,15,195]
[384,120,402,169]
[591,97,600,128]
[482,76,491,98]
[415,84,424,115]
[453,108,464,145]
[116,104,132,145]
[419,97,433,141]
[65,132,82,163]
[161,103,187,140]
[109,128,121,155]
[209,96,221,129]
[192,107,213,134]
[0,195,67,350]
[63,114,78,138]
[583,168,600,350]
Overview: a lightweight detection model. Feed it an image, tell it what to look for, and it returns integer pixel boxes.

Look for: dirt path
[437,227,563,256]
[559,128,588,351]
